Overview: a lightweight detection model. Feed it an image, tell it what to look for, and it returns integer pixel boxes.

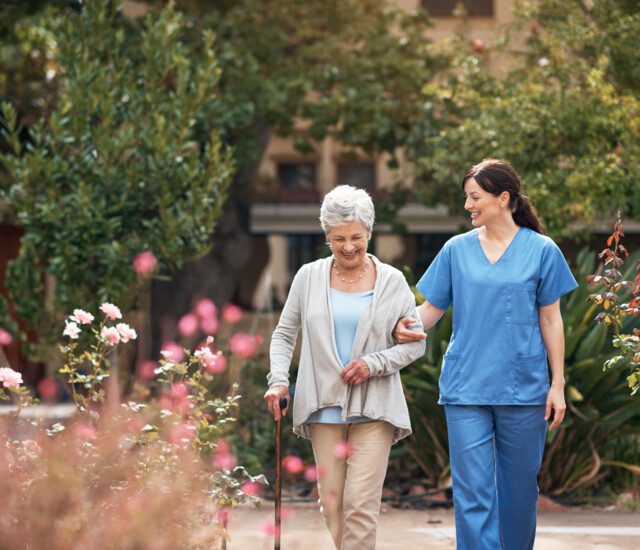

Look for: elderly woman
[264,185,425,550]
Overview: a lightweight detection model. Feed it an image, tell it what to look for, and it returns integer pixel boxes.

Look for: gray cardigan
[267,255,426,443]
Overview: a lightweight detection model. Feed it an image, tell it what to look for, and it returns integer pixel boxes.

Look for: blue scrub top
[416,227,578,405]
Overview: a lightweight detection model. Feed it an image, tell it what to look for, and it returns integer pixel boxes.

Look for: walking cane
[275,395,288,550]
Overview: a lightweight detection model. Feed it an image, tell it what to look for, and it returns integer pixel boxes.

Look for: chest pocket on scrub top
[505,283,537,325]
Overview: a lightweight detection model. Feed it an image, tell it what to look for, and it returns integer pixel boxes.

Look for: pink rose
[116,322,137,343]
[195,298,217,319]
[304,464,324,482]
[200,315,219,335]
[283,455,304,475]
[168,422,197,446]
[133,251,158,276]
[229,333,257,358]
[100,326,121,346]
[208,353,227,374]
[160,341,185,362]
[333,441,353,459]
[194,347,227,373]
[170,382,189,399]
[241,481,262,496]
[138,360,157,381]
[0,367,22,389]
[178,313,199,337]
[74,423,97,440]
[213,451,237,470]
[99,302,122,320]
[71,309,94,325]
[0,328,12,346]
[222,304,243,324]
[260,522,280,538]
[38,378,59,401]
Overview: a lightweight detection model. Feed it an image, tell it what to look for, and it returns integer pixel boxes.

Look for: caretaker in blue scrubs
[394,159,578,550]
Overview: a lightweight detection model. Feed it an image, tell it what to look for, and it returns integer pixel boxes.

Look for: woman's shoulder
[520,227,557,250]
[295,257,331,276]
[441,229,476,251]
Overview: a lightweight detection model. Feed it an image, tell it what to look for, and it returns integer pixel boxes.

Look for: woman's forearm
[539,303,565,387]
[417,301,446,331]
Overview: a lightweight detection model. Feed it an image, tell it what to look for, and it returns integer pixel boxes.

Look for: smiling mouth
[341,251,358,258]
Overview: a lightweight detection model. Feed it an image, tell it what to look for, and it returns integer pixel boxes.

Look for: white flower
[538,57,550,67]
[63,321,81,339]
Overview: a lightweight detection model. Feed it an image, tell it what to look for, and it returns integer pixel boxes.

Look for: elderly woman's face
[327,221,369,268]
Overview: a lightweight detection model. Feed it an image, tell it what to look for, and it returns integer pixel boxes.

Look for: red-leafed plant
[587,218,640,395]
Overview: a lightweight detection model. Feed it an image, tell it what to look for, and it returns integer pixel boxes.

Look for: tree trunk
[150,123,271,351]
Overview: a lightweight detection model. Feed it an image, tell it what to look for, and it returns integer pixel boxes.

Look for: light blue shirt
[306,288,373,424]
[416,227,578,405]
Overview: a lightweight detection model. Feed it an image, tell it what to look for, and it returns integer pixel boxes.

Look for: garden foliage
[0,0,233,357]
[409,0,640,238]
[1,302,264,548]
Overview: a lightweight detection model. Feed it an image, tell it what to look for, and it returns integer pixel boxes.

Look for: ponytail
[462,158,546,235]
[512,194,545,235]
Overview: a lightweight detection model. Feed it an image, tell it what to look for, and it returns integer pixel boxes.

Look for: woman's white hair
[320,185,375,236]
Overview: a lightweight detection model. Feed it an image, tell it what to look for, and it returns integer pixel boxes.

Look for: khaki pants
[309,421,394,550]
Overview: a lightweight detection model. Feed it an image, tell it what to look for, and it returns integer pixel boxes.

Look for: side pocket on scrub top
[439,353,461,398]
[505,283,537,325]
[514,352,548,404]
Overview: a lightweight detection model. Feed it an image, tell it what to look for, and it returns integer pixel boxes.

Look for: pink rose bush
[0,294,272,549]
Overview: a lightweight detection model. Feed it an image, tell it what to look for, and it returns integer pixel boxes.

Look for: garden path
[227,503,640,549]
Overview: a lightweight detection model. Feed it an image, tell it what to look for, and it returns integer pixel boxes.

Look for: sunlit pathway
[227,503,640,549]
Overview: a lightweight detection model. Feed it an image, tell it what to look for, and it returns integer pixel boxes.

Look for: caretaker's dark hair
[461,158,545,234]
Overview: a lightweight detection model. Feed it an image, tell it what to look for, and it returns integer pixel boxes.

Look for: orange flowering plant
[586,218,640,395]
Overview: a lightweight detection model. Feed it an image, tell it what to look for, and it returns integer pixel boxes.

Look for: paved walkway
[227,502,640,549]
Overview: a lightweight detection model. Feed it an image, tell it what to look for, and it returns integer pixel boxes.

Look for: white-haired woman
[264,185,426,550]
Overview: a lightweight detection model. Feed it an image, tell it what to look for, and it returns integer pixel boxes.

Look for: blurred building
[250,0,517,310]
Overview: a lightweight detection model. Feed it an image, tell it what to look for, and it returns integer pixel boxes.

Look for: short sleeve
[416,242,453,310]
[536,241,578,307]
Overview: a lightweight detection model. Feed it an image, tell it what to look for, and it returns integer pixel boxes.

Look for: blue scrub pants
[444,405,547,550]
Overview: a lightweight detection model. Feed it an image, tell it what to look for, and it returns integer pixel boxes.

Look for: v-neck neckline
[474,226,522,267]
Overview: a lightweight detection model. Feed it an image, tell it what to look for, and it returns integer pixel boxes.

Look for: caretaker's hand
[341,358,371,385]
[393,317,427,344]
[264,385,290,420]
[545,383,566,430]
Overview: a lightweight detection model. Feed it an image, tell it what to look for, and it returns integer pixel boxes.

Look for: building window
[337,162,376,192]
[274,162,319,203]
[278,162,316,192]
[421,0,493,17]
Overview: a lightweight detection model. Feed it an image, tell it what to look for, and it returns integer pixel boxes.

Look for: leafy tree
[148,0,448,321]
[409,0,640,238]
[0,1,233,357]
